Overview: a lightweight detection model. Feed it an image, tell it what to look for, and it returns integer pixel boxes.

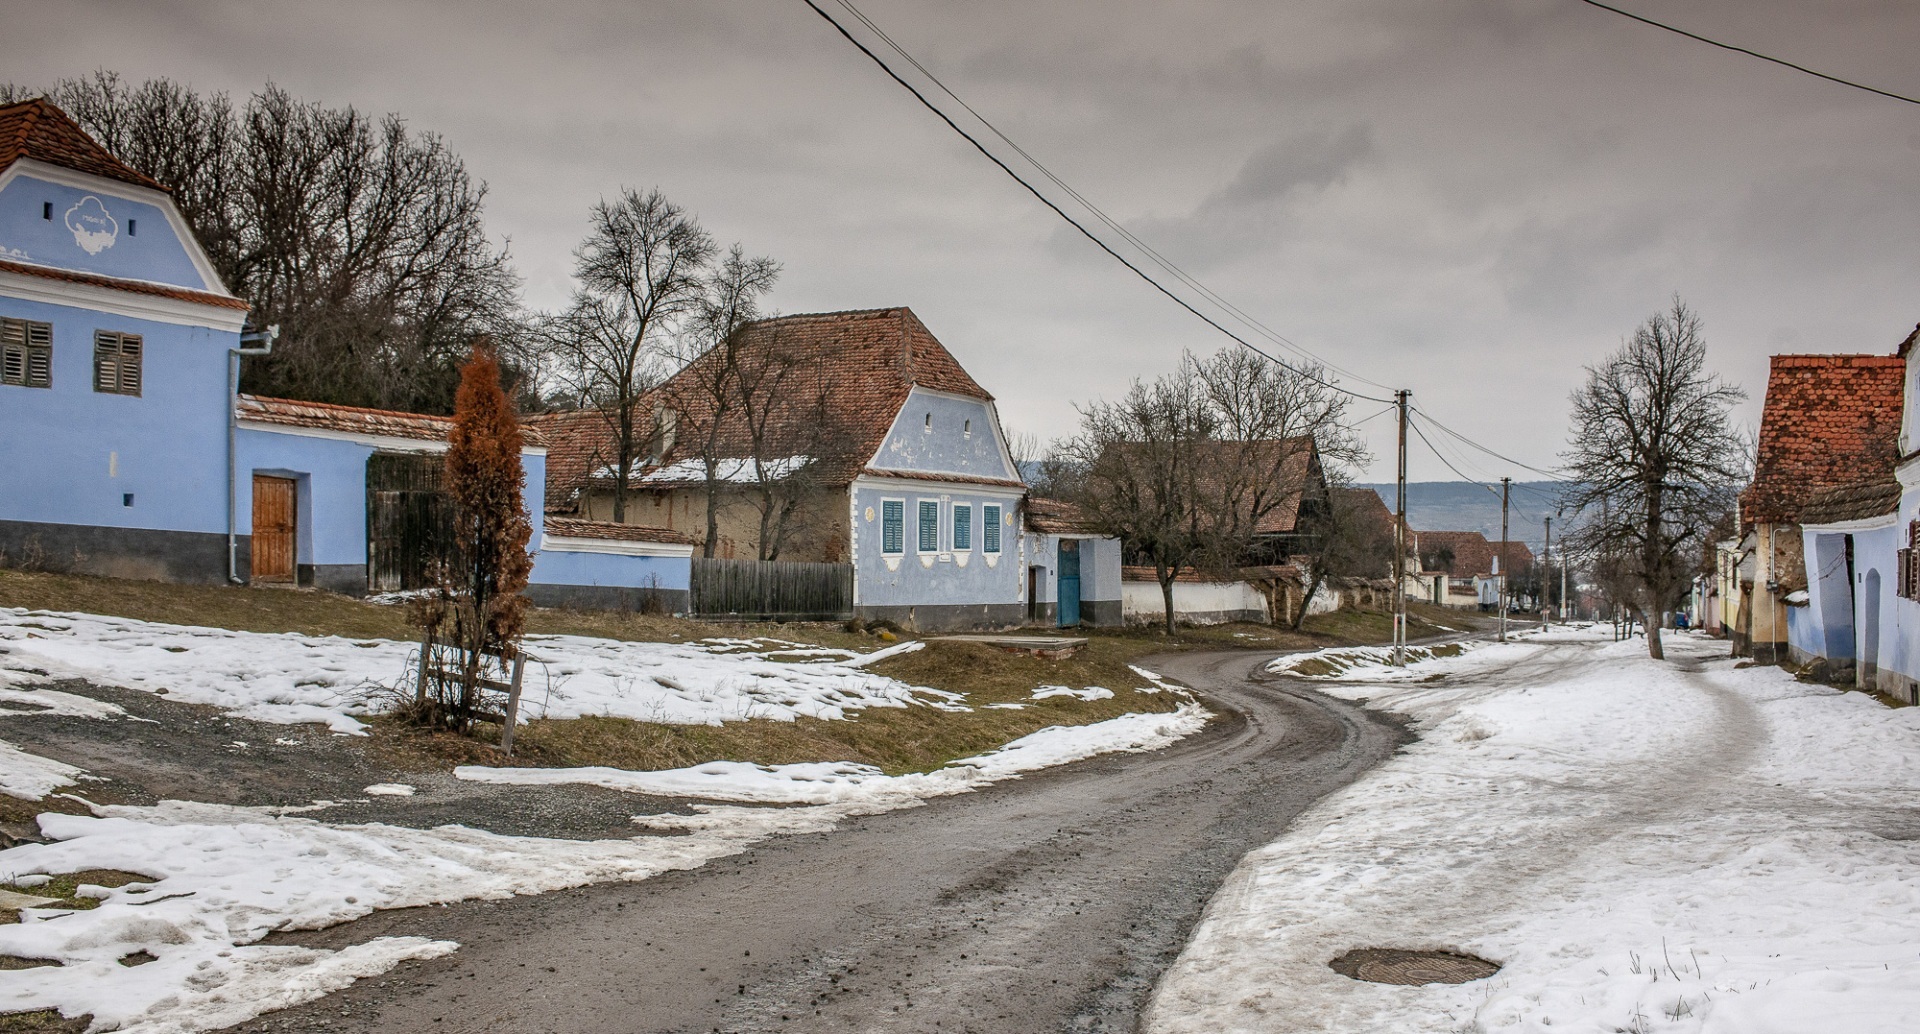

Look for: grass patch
[464,638,1191,776]
[0,1011,88,1033]
[0,869,152,925]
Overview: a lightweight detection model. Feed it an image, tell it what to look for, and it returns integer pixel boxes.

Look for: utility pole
[1498,477,1511,642]
[1541,515,1552,630]
[1393,390,1410,665]
[1560,530,1570,625]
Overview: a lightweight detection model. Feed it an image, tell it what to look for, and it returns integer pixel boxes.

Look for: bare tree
[1062,366,1216,635]
[1288,483,1396,629]
[1562,298,1747,659]
[9,73,528,412]
[545,188,716,523]
[1060,349,1364,634]
[654,245,779,556]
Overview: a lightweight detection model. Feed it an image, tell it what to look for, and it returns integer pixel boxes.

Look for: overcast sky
[12,0,1919,482]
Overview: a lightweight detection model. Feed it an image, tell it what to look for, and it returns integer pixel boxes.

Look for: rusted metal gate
[250,474,297,582]
[367,451,453,592]
[689,557,854,621]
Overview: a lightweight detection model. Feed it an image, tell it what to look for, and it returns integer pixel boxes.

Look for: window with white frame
[93,331,142,396]
[983,503,1002,553]
[953,503,972,551]
[881,499,904,555]
[918,499,940,552]
[0,318,51,389]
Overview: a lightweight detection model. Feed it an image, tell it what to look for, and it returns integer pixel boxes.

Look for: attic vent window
[924,412,932,432]
[963,418,972,438]
[127,218,136,237]
[42,202,51,220]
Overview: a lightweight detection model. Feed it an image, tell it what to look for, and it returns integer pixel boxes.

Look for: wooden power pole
[1498,477,1511,642]
[1393,390,1410,665]
[1541,514,1552,630]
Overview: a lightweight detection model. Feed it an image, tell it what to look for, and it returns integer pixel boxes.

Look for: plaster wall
[849,480,1022,612]
[869,391,1016,480]
[0,294,235,540]
[1122,578,1269,626]
[0,173,212,290]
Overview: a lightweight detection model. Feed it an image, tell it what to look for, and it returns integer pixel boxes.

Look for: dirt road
[221,650,1407,1034]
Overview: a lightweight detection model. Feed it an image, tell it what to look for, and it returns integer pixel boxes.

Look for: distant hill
[1356,482,1573,552]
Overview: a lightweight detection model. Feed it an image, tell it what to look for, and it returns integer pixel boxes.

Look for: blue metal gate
[1057,539,1081,627]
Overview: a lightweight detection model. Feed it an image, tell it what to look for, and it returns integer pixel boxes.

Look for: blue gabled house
[0,98,691,610]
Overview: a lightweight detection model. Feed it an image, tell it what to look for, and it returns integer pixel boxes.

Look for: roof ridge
[244,394,453,422]
[0,97,166,192]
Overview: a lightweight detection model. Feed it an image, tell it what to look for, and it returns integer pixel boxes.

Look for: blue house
[0,98,691,610]
[1794,328,1919,701]
[537,308,1124,631]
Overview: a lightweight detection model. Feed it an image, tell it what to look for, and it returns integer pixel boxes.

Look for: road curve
[225,650,1408,1034]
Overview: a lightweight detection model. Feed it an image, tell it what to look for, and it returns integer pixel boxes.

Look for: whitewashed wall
[1122,578,1270,625]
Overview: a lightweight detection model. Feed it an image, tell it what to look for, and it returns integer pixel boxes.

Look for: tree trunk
[1634,604,1664,660]
[1290,570,1325,631]
[1158,568,1177,637]
[702,468,722,559]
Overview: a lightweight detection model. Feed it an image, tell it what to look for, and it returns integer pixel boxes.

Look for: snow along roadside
[1146,628,1920,1034]
[0,698,1207,1033]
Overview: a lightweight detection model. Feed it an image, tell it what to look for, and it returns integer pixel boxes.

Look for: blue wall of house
[869,391,1016,479]
[1798,531,1854,662]
[0,294,234,536]
[850,482,1023,610]
[0,174,210,290]
[237,428,380,569]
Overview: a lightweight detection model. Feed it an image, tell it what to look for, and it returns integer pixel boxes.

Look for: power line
[799,0,1397,406]
[828,1,1396,395]
[1574,0,1920,107]
[1412,406,1571,482]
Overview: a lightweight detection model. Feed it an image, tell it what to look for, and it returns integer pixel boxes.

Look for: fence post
[414,629,433,706]
[499,654,526,756]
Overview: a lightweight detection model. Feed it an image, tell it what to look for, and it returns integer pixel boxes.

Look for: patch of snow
[458,701,1211,805]
[1148,628,1920,1034]
[0,608,951,734]
[1031,685,1114,701]
[603,455,812,485]
[0,701,1209,1032]
[360,784,414,797]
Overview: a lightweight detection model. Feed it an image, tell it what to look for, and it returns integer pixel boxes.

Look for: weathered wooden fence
[689,557,854,621]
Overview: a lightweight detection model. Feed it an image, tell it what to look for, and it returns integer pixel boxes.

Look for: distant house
[1738,352,1905,664]
[1791,328,1917,698]
[0,98,690,610]
[1413,530,1532,611]
[537,308,1118,631]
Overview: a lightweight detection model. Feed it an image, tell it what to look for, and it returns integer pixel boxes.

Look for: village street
[179,626,1918,1034]
[209,648,1405,1034]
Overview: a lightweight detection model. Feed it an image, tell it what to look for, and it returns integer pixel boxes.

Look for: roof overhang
[537,533,695,558]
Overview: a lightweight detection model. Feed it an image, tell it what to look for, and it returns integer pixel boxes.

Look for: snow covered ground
[0,607,1208,1033]
[1148,627,1920,1034]
[0,606,942,734]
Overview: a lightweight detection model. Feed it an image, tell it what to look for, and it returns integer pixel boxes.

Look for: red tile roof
[0,257,245,311]
[238,395,549,448]
[542,517,695,546]
[1740,353,1906,525]
[1099,437,1321,536]
[538,308,1003,511]
[0,98,166,192]
[859,468,1026,490]
[1414,530,1532,578]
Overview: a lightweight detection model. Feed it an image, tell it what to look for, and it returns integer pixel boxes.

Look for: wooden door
[251,475,297,583]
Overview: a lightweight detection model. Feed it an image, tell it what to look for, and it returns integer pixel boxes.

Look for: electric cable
[830,0,1398,395]
[1574,0,1920,107]
[798,0,1397,405]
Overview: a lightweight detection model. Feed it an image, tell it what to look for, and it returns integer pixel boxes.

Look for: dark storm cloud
[9,0,1920,486]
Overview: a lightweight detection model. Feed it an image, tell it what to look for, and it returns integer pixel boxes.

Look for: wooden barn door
[251,475,297,583]
[367,452,453,592]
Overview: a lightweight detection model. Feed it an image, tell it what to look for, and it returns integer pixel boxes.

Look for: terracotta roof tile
[1740,353,1905,525]
[538,308,1003,508]
[1414,530,1532,578]
[0,257,245,311]
[0,98,165,192]
[542,517,695,546]
[238,395,549,448]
